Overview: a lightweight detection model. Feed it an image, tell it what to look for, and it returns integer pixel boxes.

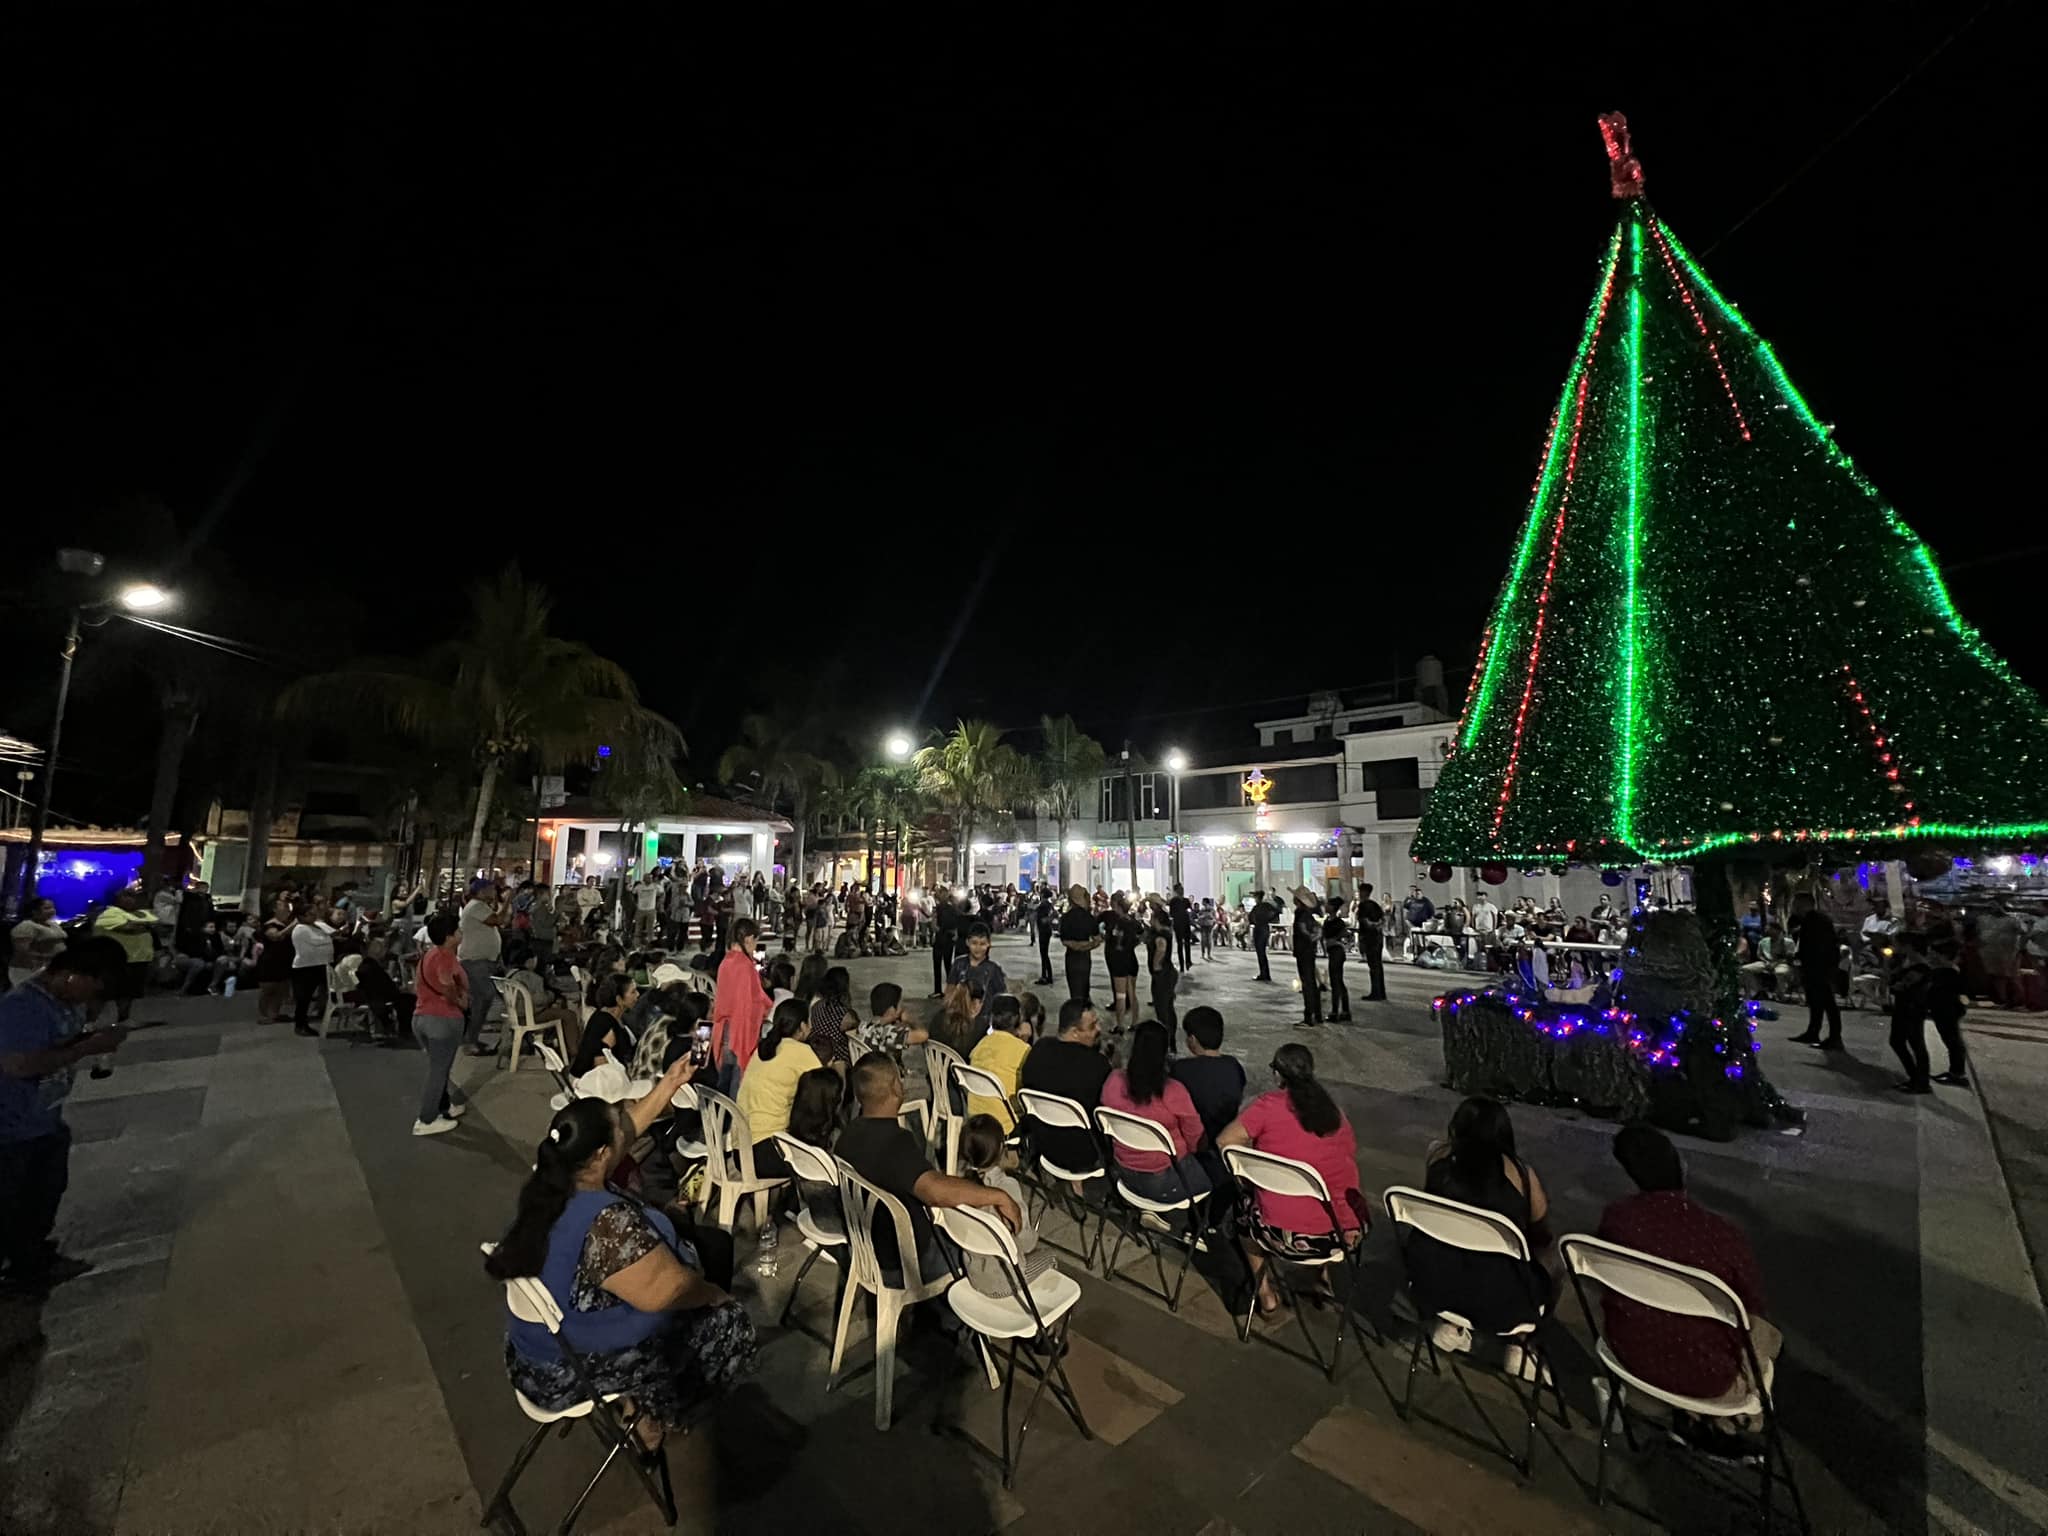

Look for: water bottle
[755,1217,780,1278]
[223,976,238,998]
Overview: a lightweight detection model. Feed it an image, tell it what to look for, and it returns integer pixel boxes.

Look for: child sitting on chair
[959,1115,1054,1298]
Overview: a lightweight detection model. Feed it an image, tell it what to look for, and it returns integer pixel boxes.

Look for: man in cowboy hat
[1291,887,1323,1026]
[1058,883,1103,1004]
[1248,888,1278,982]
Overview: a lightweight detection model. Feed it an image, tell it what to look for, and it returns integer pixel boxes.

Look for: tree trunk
[143,700,200,897]
[863,819,875,891]
[1056,811,1068,890]
[239,737,280,914]
[791,797,807,889]
[463,756,501,877]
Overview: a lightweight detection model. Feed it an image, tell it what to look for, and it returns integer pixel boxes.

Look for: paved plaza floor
[5,930,2048,1534]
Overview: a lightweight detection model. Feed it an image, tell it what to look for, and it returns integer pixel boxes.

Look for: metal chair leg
[1399,1323,1427,1418]
[555,1436,624,1535]
[1594,1376,1618,1506]
[778,1245,826,1329]
[480,1421,550,1530]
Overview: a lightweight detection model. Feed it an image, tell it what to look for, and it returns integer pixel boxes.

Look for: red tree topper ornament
[1598,112,1644,200]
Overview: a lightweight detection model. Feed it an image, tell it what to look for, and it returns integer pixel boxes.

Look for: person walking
[410,912,470,1136]
[1787,893,1844,1051]
[457,878,506,1055]
[1147,898,1179,1033]
[1058,883,1102,1004]
[1291,888,1322,1026]
[1322,896,1353,1021]
[1249,889,1277,982]
[1357,883,1389,1001]
[1169,883,1195,972]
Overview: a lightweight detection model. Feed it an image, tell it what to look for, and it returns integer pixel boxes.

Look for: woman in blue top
[485,1078,757,1445]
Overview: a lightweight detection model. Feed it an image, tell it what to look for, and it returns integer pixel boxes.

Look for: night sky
[7,5,2033,819]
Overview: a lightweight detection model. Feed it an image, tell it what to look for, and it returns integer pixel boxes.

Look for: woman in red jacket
[707,918,770,1095]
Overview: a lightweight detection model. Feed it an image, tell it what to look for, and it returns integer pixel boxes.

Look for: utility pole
[1120,742,1139,896]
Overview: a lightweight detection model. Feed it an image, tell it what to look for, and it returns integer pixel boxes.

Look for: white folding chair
[829,1159,957,1431]
[496,978,567,1074]
[920,1039,968,1167]
[1094,1105,1213,1312]
[770,1132,849,1337]
[694,1087,790,1234]
[1015,1088,1108,1271]
[1224,1145,1373,1379]
[1561,1233,1809,1533]
[934,1205,1093,1488]
[1384,1184,1564,1476]
[475,1241,676,1534]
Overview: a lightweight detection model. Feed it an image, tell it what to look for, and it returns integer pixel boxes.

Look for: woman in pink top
[707,918,770,1095]
[1099,1021,1212,1221]
[1218,1042,1365,1315]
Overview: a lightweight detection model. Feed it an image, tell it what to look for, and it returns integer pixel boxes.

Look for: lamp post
[1119,742,1140,897]
[883,730,914,896]
[1164,749,1187,889]
[22,553,173,905]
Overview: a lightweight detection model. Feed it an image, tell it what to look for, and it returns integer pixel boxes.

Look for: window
[1099,772,1164,822]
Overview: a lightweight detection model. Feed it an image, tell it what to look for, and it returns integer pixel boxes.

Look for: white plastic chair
[666,1081,709,1163]
[569,964,594,1028]
[770,1131,849,1336]
[496,978,567,1074]
[1015,1088,1108,1270]
[829,1158,956,1430]
[934,1204,1093,1487]
[1094,1105,1213,1312]
[475,1241,676,1533]
[948,1060,1023,1168]
[694,1086,790,1234]
[319,963,368,1039]
[1560,1233,1809,1533]
[536,1039,579,1112]
[1384,1184,1563,1476]
[1224,1145,1373,1379]
[920,1039,968,1167]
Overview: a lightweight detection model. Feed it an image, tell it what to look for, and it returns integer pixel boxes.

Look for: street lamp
[884,732,913,761]
[1164,749,1187,888]
[22,553,174,905]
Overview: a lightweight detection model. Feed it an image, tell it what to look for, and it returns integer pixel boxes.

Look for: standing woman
[1058,884,1102,1006]
[289,901,338,1037]
[253,896,296,1025]
[1103,892,1142,1035]
[707,917,770,1096]
[1322,896,1353,1022]
[410,911,470,1136]
[1146,898,1179,1033]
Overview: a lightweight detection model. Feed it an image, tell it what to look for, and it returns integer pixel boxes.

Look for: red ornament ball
[1428,862,1453,885]
[1480,863,1508,886]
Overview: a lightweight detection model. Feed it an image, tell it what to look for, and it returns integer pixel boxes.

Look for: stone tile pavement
[3,930,2046,1533]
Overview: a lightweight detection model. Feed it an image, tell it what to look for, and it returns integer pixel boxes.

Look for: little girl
[959,1115,1055,1297]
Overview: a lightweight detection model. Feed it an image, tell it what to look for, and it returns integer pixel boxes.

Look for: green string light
[1617,211,1645,852]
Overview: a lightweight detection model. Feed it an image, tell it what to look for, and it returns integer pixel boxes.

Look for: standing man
[1169,883,1194,972]
[930,889,962,1000]
[1291,887,1322,1026]
[947,922,1007,1020]
[1322,896,1353,1021]
[1033,884,1057,984]
[1249,888,1277,982]
[1403,886,1436,959]
[1788,893,1845,1050]
[456,877,505,1054]
[1058,884,1102,1004]
[1356,883,1388,1001]
[0,939,126,1293]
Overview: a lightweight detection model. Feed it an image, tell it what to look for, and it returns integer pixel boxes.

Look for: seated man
[965,993,1033,1131]
[1018,998,1112,1176]
[1597,1124,1778,1446]
[837,1052,1020,1282]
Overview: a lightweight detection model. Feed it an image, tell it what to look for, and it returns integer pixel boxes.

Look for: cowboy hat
[1292,885,1318,906]
[649,961,690,989]
[1067,884,1090,906]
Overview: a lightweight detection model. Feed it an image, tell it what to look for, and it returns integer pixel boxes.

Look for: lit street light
[884,732,913,761]
[1164,749,1187,886]
[22,553,174,904]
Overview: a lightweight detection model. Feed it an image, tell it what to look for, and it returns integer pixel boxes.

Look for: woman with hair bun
[485,1069,757,1446]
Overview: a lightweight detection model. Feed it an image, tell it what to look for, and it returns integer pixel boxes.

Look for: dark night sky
[6,4,2034,814]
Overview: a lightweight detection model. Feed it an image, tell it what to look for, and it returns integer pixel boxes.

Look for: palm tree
[279,566,682,876]
[1034,713,1107,891]
[913,719,1028,885]
[717,711,837,889]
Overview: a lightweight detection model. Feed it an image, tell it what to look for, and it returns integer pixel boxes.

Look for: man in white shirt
[1470,893,1500,936]
[456,880,505,1049]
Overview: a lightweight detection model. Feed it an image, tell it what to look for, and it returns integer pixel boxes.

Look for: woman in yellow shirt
[737,999,824,1174]
[965,994,1034,1131]
[90,887,163,1024]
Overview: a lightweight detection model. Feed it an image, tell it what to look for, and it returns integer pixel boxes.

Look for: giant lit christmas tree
[1415,115,2048,871]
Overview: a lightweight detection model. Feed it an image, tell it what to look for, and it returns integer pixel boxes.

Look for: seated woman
[1216,1043,1365,1316]
[1405,1096,1553,1366]
[486,1089,757,1448]
[783,1067,848,1235]
[1099,1020,1210,1224]
[738,1000,825,1177]
[571,975,640,1079]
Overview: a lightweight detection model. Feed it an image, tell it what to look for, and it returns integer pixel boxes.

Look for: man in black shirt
[1033,886,1056,983]
[1019,998,1112,1173]
[946,922,1006,1020]
[1357,883,1388,1000]
[1169,884,1194,971]
[1249,889,1277,982]
[1057,884,1102,1003]
[1788,893,1845,1050]
[837,1052,1020,1279]
[930,890,964,999]
[1322,898,1353,1021]
[1171,1006,1246,1151]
